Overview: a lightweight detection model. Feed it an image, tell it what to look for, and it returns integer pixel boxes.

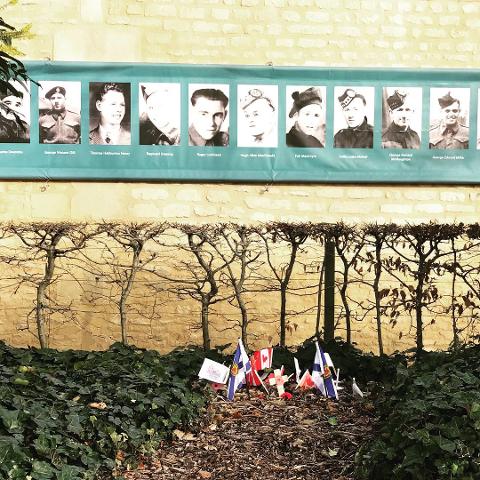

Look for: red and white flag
[296,370,315,390]
[252,348,273,371]
[246,367,263,386]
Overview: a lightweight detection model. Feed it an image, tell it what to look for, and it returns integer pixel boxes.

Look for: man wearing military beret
[429,92,469,150]
[382,90,420,149]
[334,88,373,148]
[39,85,81,144]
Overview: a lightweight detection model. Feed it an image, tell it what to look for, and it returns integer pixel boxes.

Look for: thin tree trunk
[279,242,299,347]
[201,298,211,351]
[315,260,325,340]
[118,246,141,346]
[451,239,459,350]
[415,259,425,355]
[374,239,384,355]
[36,247,56,349]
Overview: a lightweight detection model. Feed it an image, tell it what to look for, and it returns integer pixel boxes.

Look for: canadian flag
[246,367,263,386]
[252,348,273,371]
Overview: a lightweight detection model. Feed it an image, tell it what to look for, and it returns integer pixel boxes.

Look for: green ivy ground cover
[356,344,480,479]
[0,342,213,480]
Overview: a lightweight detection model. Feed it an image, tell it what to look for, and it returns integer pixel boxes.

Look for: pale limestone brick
[457,42,476,52]
[241,0,259,5]
[223,23,244,34]
[379,0,394,10]
[247,24,266,34]
[463,3,480,14]
[180,7,207,19]
[277,38,295,48]
[131,188,169,201]
[338,25,362,37]
[445,204,475,213]
[194,205,218,217]
[70,190,125,220]
[347,188,384,199]
[307,11,330,22]
[245,197,291,210]
[414,204,444,214]
[206,37,228,47]
[282,10,302,22]
[288,24,334,35]
[126,3,144,15]
[430,1,443,13]
[440,192,466,202]
[81,0,105,23]
[129,203,162,219]
[220,206,246,218]
[207,190,232,203]
[425,27,444,38]
[267,24,283,35]
[404,190,437,201]
[296,202,327,212]
[163,204,192,218]
[316,187,345,198]
[251,211,276,222]
[381,25,408,37]
[439,15,460,26]
[212,8,230,20]
[266,0,286,6]
[397,1,413,12]
[192,21,221,33]
[344,0,361,8]
[381,203,414,214]
[176,189,203,202]
[288,0,315,5]
[360,0,376,10]
[288,190,310,197]
[330,201,375,214]
[163,19,191,31]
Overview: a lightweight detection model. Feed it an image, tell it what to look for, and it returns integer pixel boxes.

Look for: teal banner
[0,61,479,183]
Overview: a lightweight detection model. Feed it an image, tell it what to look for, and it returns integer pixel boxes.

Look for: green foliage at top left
[0,341,213,479]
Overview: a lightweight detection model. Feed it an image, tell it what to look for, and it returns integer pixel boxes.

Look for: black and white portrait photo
[237,85,278,148]
[285,86,326,148]
[429,88,470,150]
[188,84,229,147]
[382,87,422,149]
[0,80,30,144]
[38,81,81,144]
[89,82,131,146]
[333,86,374,149]
[139,83,181,146]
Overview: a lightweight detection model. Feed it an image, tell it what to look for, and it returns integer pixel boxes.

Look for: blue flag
[227,339,251,401]
[317,342,338,399]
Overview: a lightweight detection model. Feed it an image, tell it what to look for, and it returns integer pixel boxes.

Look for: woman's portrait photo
[237,84,278,148]
[139,83,181,146]
[89,82,131,145]
[286,86,326,148]
[0,80,30,144]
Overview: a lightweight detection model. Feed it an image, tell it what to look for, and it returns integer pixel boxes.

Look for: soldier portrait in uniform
[238,85,278,148]
[382,87,421,149]
[286,86,326,148]
[0,80,30,144]
[429,88,469,150]
[188,84,229,147]
[39,82,81,144]
[89,82,131,146]
[139,83,180,146]
[333,87,374,149]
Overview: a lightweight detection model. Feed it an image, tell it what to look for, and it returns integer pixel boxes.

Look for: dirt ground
[123,389,377,480]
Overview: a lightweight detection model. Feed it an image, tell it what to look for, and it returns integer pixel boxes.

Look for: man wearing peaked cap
[429,91,469,150]
[286,87,324,148]
[382,89,420,149]
[39,84,81,144]
[334,88,373,148]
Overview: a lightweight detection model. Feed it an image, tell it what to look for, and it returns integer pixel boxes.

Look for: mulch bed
[123,389,378,480]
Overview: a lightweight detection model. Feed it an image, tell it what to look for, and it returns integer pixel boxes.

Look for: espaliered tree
[209,224,262,350]
[327,222,365,345]
[83,222,167,346]
[164,224,234,351]
[256,222,310,347]
[384,222,466,356]
[8,222,96,348]
[359,223,393,355]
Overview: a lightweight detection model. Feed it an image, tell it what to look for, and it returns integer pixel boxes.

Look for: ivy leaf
[31,460,57,479]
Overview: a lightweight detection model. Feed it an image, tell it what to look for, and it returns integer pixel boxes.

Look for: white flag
[198,358,230,384]
[294,357,301,383]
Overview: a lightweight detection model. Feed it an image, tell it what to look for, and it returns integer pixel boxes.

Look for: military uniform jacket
[334,118,373,148]
[286,124,324,148]
[429,122,469,149]
[188,125,229,146]
[382,122,420,149]
[0,116,29,143]
[39,110,80,144]
[139,115,180,145]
